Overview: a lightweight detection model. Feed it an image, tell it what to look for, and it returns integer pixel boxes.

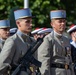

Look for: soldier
[0,19,10,52]
[31,28,43,40]
[38,10,74,75]
[0,8,36,75]
[67,24,76,75]
[37,28,53,36]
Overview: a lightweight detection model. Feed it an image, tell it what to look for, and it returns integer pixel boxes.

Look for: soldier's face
[0,28,10,40]
[72,31,76,38]
[51,18,66,34]
[16,18,32,34]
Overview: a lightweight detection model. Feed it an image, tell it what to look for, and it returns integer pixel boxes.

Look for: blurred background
[0,0,76,31]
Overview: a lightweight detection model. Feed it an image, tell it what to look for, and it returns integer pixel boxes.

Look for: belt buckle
[65,64,68,69]
[30,67,34,72]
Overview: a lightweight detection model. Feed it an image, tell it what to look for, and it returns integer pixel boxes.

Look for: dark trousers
[74,64,76,75]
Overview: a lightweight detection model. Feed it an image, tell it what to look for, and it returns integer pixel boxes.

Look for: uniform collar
[54,31,63,38]
[0,38,5,44]
[16,30,28,36]
[70,41,76,48]
[16,30,30,42]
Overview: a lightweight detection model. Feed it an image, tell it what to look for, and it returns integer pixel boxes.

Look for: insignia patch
[62,12,65,17]
[65,46,71,55]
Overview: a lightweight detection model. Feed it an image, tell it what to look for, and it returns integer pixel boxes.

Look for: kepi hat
[50,10,66,19]
[14,8,34,20]
[31,28,43,34]
[38,28,52,34]
[10,28,17,34]
[0,20,10,28]
[67,24,76,34]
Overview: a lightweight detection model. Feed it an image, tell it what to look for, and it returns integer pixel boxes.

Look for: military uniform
[0,30,35,75]
[0,39,5,52]
[31,28,43,41]
[38,31,74,75]
[67,24,76,75]
[71,41,76,63]
[0,20,10,52]
[71,43,76,75]
[0,8,36,75]
[38,10,74,75]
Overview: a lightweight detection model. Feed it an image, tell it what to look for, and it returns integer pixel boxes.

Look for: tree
[0,0,76,29]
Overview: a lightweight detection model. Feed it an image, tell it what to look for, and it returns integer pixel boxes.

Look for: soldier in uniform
[38,10,74,75]
[31,28,43,41]
[67,24,76,75]
[0,8,36,75]
[37,28,53,36]
[0,19,10,52]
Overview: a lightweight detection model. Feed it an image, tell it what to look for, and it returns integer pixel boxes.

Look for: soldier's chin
[28,30,32,33]
[59,30,64,33]
[60,28,65,31]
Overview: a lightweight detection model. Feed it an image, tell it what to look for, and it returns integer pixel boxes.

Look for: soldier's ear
[16,20,21,27]
[50,22,52,26]
[50,22,54,28]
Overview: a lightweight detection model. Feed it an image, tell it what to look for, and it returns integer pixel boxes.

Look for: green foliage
[9,7,20,28]
[0,0,76,29]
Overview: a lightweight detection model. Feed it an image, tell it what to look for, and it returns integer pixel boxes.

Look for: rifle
[11,38,43,75]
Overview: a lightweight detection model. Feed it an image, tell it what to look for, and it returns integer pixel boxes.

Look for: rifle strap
[49,31,55,69]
